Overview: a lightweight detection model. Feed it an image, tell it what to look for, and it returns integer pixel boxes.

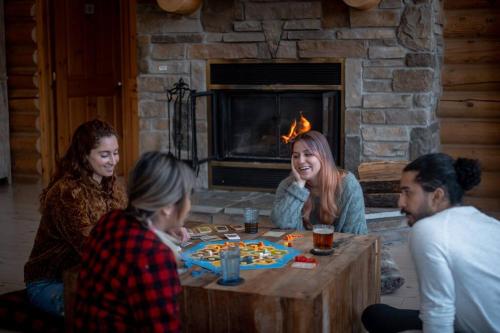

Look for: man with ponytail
[362,153,500,333]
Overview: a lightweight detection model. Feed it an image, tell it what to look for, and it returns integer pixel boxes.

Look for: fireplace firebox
[204,61,343,191]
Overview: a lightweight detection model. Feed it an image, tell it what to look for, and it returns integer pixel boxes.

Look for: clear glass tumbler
[220,245,241,282]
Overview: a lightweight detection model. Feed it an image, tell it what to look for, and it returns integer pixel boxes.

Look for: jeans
[26,279,65,317]
[362,303,422,333]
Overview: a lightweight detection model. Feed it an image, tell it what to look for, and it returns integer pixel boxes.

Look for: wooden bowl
[342,0,381,10]
[157,0,202,15]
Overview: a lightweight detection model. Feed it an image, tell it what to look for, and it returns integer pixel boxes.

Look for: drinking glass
[312,224,334,253]
[243,207,259,234]
[220,245,241,282]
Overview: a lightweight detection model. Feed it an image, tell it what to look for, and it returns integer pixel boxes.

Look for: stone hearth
[136,0,443,189]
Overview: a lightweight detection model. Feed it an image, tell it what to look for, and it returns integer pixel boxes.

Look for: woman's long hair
[292,131,345,226]
[41,119,118,203]
[126,151,195,223]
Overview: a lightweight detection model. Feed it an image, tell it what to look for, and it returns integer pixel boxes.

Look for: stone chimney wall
[136,0,443,188]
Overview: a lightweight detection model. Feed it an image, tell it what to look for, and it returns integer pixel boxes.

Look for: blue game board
[181,239,301,274]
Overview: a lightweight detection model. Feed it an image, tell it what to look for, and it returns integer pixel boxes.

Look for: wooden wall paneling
[444,39,500,64]
[442,64,500,91]
[467,171,500,198]
[440,0,500,216]
[440,119,500,145]
[10,130,38,175]
[5,22,36,44]
[10,110,38,132]
[7,87,37,99]
[120,0,139,178]
[0,0,12,182]
[464,196,500,216]
[442,144,500,172]
[438,91,500,119]
[11,154,38,174]
[444,9,500,38]
[6,73,38,88]
[5,0,40,179]
[444,0,500,10]
[5,45,36,68]
[9,98,38,111]
[4,0,35,16]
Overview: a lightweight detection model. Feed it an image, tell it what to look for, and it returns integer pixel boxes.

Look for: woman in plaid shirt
[74,151,195,332]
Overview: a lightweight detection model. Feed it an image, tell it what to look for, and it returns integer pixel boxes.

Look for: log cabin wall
[440,0,500,217]
[4,0,40,181]
[0,0,12,183]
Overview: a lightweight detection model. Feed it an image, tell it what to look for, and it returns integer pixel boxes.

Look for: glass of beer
[313,224,334,253]
[243,207,259,234]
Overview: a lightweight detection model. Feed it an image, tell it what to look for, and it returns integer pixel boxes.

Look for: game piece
[224,233,241,240]
[243,256,253,264]
[230,224,245,232]
[197,226,212,234]
[283,233,304,242]
[287,241,293,247]
[215,225,229,233]
[294,255,317,263]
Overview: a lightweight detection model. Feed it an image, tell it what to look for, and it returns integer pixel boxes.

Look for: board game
[181,239,301,273]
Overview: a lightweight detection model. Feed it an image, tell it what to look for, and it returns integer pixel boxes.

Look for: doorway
[38,0,138,182]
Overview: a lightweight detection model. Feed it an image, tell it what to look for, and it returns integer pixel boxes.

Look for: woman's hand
[166,226,190,243]
[291,159,306,188]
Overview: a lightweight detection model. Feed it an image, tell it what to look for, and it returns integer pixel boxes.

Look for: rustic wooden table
[180,223,380,333]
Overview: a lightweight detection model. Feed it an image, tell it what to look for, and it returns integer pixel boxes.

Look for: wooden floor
[0,180,420,324]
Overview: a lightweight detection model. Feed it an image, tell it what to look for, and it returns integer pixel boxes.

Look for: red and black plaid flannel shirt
[74,210,181,332]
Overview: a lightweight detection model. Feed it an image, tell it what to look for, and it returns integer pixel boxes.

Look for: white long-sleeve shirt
[409,206,500,333]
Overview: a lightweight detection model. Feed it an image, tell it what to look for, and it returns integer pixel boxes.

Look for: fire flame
[281,113,312,144]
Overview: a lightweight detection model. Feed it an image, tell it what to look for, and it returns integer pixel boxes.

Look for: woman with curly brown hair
[24,119,127,316]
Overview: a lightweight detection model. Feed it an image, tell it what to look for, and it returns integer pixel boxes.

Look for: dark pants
[362,304,422,333]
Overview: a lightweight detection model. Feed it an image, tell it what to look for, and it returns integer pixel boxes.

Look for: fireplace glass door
[215,90,339,162]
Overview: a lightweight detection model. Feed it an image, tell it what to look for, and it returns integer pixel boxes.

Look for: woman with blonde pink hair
[271,130,367,234]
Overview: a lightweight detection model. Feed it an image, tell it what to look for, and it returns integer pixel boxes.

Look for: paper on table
[262,230,287,237]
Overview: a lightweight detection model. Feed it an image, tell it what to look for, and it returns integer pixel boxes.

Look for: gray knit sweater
[270,172,368,234]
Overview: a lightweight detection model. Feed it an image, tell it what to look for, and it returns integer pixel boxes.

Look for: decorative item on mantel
[342,0,381,10]
[156,0,202,15]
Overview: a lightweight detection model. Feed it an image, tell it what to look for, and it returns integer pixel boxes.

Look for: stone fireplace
[136,0,443,190]
[207,61,341,189]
